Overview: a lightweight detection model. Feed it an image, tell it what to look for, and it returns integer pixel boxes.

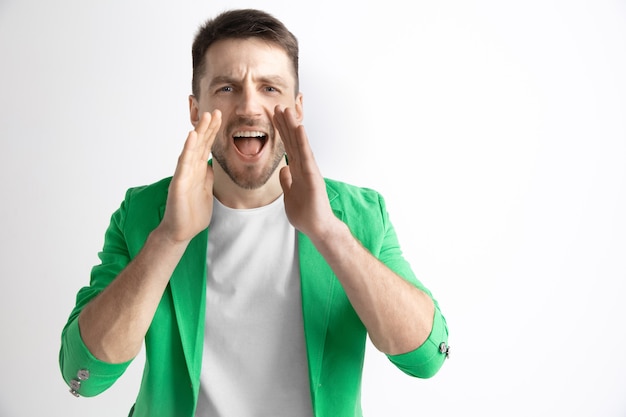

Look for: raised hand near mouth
[273,105,340,244]
[159,109,222,244]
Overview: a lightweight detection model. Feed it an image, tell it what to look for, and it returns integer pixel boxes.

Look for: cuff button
[70,379,81,391]
[439,342,450,359]
[77,369,90,381]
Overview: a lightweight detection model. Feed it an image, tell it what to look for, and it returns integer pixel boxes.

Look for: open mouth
[233,131,267,156]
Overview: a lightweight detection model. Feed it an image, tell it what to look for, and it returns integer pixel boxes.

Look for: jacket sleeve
[59,190,136,397]
[375,193,449,378]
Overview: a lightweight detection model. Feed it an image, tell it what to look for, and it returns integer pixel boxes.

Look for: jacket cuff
[386,306,449,378]
[61,318,132,397]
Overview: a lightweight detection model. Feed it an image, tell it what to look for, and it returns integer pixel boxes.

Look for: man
[59,8,449,417]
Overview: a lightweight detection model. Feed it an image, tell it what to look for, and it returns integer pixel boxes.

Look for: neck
[212,160,286,209]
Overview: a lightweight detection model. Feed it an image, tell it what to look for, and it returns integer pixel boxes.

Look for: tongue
[234,138,263,156]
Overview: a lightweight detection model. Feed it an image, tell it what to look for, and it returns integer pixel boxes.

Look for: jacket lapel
[160,205,208,395]
[299,184,342,406]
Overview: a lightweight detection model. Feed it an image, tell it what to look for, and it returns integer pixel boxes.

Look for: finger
[272,105,290,150]
[283,108,315,171]
[273,105,306,169]
[178,112,211,167]
[178,129,200,170]
[198,110,222,162]
[175,110,220,173]
[293,124,314,165]
[273,106,297,142]
[195,110,213,134]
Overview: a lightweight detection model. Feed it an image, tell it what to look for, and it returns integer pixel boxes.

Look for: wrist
[308,217,353,253]
[148,225,192,254]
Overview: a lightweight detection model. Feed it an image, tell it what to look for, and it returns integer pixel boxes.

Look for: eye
[216,86,234,93]
[264,86,279,93]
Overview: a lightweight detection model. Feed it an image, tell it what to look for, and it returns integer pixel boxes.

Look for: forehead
[203,37,295,85]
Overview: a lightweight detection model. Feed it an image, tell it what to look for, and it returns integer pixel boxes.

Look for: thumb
[279,165,293,193]
[204,161,215,187]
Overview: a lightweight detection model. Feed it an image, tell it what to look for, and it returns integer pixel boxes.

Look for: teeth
[233,131,266,138]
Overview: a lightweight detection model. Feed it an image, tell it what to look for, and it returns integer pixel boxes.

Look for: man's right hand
[77,110,222,363]
[157,110,222,244]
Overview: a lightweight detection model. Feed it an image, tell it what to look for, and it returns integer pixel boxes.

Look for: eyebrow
[208,75,289,89]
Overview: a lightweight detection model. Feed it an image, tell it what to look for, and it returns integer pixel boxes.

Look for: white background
[1,0,625,416]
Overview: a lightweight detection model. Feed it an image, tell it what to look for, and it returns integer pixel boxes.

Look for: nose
[235,87,263,118]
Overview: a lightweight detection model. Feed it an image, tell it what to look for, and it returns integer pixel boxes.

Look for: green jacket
[60,176,448,417]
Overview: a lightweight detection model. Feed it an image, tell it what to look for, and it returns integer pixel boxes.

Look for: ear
[189,95,200,127]
[294,93,304,123]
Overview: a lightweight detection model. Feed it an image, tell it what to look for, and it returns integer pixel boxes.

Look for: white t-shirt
[195,196,313,417]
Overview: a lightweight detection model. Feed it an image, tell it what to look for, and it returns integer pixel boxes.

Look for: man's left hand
[273,105,340,242]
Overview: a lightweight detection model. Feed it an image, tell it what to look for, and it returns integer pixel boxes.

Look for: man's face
[190,37,303,190]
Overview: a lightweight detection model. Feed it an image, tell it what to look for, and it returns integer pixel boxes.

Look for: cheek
[211,130,229,152]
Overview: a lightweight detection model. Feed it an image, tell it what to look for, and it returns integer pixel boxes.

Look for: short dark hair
[191,9,300,98]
